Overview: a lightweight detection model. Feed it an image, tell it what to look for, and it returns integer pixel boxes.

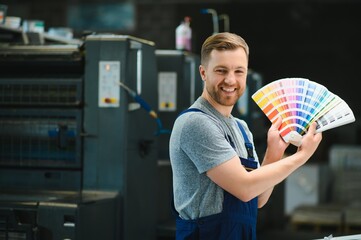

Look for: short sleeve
[180,113,237,173]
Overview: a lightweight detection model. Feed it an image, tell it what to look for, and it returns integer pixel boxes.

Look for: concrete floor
[157,222,353,240]
[258,229,334,240]
[158,230,345,240]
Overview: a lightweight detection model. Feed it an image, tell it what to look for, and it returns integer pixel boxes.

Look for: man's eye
[216,69,227,74]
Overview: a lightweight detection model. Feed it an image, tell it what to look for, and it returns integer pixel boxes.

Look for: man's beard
[206,85,241,107]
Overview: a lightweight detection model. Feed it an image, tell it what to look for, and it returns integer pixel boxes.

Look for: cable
[118,81,171,135]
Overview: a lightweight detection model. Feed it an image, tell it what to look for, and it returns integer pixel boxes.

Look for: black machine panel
[0,45,84,192]
[0,33,160,240]
[0,78,82,107]
[83,35,159,240]
[0,109,81,168]
[0,190,120,240]
[0,37,122,240]
[155,50,203,160]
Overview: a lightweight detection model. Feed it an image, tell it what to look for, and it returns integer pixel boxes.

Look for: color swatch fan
[251,78,355,146]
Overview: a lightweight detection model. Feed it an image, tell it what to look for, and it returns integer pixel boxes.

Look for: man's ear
[199,65,206,81]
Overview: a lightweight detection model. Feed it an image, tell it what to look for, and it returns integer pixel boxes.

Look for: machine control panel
[98,61,120,108]
[158,71,177,111]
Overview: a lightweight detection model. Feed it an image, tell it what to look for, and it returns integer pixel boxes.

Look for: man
[169,32,322,239]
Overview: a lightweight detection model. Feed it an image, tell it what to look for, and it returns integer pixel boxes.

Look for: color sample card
[251,78,355,146]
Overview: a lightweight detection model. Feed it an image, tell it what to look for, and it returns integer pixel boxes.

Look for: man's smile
[220,87,237,93]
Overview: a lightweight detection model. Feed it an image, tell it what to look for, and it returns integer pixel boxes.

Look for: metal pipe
[219,14,230,32]
[200,8,219,34]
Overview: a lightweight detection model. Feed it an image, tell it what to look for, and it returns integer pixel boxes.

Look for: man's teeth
[222,87,236,92]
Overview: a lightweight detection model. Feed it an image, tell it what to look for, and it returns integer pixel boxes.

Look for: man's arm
[206,122,322,204]
[256,118,290,207]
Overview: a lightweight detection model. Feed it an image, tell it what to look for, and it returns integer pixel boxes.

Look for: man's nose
[224,72,236,84]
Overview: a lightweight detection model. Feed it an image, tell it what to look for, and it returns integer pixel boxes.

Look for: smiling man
[169,32,322,240]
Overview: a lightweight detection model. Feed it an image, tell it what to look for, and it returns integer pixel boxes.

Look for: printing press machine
[0,190,120,240]
[0,25,159,240]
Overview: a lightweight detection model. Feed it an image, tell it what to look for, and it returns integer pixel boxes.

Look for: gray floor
[258,229,334,240]
[157,222,357,240]
[158,230,348,240]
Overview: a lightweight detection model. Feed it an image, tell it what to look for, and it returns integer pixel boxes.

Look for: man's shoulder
[178,108,219,127]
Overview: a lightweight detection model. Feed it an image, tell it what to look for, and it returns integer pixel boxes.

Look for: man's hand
[264,118,290,163]
[297,122,322,159]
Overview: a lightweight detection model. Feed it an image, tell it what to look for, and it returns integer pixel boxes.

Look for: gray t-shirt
[169,97,259,220]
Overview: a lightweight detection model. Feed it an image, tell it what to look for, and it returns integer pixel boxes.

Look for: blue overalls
[173,108,259,240]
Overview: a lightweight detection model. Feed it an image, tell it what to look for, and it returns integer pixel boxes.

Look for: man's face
[200,48,248,107]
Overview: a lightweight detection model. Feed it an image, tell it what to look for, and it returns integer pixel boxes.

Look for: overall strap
[178,107,205,116]
[235,120,254,160]
[179,108,254,160]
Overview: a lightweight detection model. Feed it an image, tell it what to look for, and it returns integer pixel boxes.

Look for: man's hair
[200,32,249,66]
